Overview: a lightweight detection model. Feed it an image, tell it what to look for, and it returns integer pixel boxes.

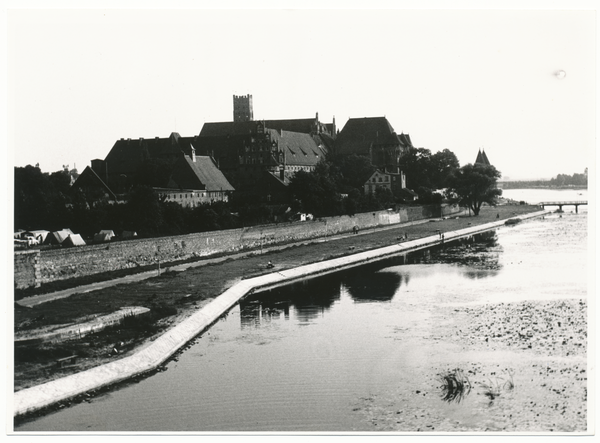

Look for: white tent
[93,233,111,243]
[63,234,86,247]
[29,230,50,243]
[98,230,115,240]
[45,230,72,245]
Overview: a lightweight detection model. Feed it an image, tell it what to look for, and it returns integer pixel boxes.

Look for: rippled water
[16,190,588,432]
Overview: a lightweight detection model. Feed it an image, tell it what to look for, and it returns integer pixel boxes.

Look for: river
[15,189,589,433]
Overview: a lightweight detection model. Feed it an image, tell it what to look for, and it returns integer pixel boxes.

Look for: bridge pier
[539,200,586,214]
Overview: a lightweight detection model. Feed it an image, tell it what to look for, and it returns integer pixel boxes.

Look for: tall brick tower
[233,94,254,122]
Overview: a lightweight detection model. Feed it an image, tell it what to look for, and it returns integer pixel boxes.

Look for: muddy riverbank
[355,298,587,432]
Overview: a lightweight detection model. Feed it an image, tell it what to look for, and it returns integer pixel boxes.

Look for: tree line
[14,147,503,239]
[500,169,587,189]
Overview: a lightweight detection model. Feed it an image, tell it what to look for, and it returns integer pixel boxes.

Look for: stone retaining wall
[14,250,41,289]
[16,204,464,288]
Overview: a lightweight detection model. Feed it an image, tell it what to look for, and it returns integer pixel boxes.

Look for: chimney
[190,145,196,162]
[280,166,285,181]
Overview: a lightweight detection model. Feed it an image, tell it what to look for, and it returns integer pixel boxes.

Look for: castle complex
[74,94,419,206]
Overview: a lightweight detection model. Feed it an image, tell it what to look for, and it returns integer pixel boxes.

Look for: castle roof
[103,132,195,177]
[334,117,411,156]
[169,155,234,192]
[475,149,491,165]
[268,129,326,167]
[199,117,331,138]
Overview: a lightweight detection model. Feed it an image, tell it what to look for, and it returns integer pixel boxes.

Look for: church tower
[233,94,254,122]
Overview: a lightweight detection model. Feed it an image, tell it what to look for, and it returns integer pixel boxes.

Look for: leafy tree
[399,147,433,190]
[288,166,342,217]
[447,163,502,216]
[337,154,376,191]
[429,149,460,189]
[125,186,163,236]
[14,165,70,230]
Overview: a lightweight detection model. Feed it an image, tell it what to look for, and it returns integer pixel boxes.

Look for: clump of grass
[481,369,515,401]
[438,368,471,403]
[481,378,502,400]
[503,368,515,390]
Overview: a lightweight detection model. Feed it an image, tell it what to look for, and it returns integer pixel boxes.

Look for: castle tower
[233,94,254,122]
[475,149,491,166]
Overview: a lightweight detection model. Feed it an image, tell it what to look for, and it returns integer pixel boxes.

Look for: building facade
[364,169,406,195]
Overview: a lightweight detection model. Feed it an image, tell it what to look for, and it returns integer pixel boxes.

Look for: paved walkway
[16,218,436,308]
[13,211,549,418]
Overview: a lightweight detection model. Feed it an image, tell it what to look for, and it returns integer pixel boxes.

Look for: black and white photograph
[5,0,596,437]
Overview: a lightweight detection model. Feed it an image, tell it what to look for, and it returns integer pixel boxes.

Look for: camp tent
[29,230,50,244]
[122,231,138,240]
[63,234,86,247]
[45,229,72,245]
[93,233,111,243]
[98,230,115,240]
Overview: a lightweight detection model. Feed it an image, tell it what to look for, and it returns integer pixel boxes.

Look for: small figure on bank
[441,234,445,243]
[405,233,408,240]
[266,261,274,269]
[497,213,500,219]
[353,226,359,235]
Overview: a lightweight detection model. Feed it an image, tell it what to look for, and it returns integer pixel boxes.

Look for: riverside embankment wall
[12,209,547,419]
[17,204,464,288]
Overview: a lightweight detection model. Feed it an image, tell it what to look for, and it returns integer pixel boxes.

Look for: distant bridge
[539,201,587,213]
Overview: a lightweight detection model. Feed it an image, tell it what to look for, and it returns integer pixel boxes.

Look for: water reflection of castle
[239,276,341,328]
[238,231,502,326]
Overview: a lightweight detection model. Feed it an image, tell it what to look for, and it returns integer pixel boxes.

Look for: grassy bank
[13,204,541,392]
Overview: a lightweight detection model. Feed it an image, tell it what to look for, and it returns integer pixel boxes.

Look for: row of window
[162,192,207,199]
[372,175,390,183]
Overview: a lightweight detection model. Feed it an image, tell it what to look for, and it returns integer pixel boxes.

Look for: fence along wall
[17,204,464,288]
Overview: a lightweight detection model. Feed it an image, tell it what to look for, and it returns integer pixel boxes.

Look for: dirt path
[13,205,541,392]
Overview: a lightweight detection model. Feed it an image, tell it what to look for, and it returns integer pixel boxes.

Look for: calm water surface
[16,189,588,432]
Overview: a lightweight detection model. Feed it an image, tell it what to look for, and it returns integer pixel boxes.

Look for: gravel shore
[356,298,588,433]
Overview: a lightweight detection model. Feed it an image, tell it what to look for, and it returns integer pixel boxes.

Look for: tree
[125,186,163,236]
[288,166,342,216]
[429,149,460,189]
[337,154,375,191]
[447,163,502,216]
[14,165,70,230]
[399,147,433,190]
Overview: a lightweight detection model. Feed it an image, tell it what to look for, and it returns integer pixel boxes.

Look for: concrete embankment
[12,210,549,419]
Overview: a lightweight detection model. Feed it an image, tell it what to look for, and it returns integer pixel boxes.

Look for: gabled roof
[335,117,404,156]
[71,166,118,200]
[103,133,195,177]
[366,169,403,181]
[169,155,234,192]
[268,129,325,167]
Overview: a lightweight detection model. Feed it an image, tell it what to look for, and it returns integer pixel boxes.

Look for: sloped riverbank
[13,205,546,422]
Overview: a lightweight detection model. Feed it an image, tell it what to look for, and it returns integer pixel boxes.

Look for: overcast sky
[6,3,597,181]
